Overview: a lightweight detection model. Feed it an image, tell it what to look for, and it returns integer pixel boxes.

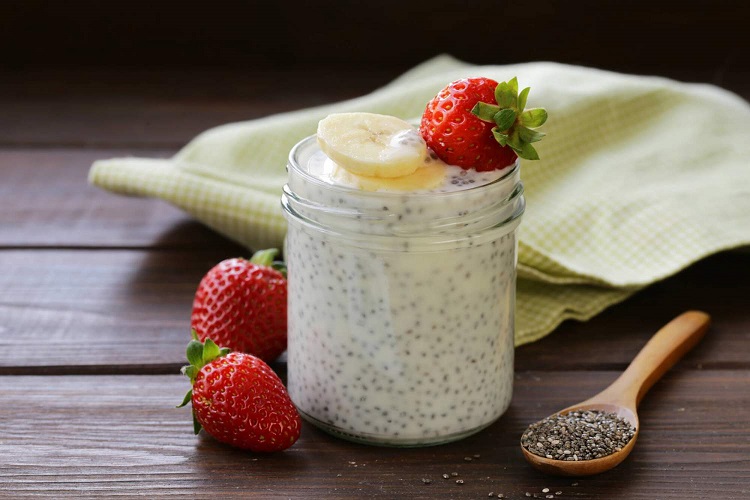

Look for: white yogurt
[282,135,524,446]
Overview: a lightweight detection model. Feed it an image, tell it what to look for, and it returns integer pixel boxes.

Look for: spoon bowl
[521,402,640,476]
[521,311,710,476]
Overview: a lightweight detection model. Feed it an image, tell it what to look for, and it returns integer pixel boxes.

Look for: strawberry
[191,249,287,362]
[420,77,548,171]
[178,336,302,452]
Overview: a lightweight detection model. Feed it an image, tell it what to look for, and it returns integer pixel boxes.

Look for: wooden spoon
[521,310,710,476]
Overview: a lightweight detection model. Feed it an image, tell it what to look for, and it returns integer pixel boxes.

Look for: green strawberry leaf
[182,365,199,381]
[250,248,279,267]
[520,108,548,128]
[518,142,540,161]
[495,81,517,109]
[193,411,202,435]
[219,347,231,357]
[176,389,192,408]
[506,130,523,153]
[492,128,509,147]
[508,77,518,95]
[518,126,546,143]
[494,108,517,131]
[518,87,530,112]
[486,78,548,160]
[202,338,221,365]
[471,102,501,122]
[271,260,287,279]
[186,340,203,367]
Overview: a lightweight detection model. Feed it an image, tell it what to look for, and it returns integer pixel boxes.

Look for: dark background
[1,0,747,83]
[1,0,747,150]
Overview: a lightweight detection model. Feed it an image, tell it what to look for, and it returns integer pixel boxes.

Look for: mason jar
[281,135,525,446]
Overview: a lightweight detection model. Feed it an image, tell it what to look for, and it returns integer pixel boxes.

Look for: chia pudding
[281,134,525,446]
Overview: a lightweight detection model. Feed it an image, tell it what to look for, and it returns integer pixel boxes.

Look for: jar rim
[288,135,521,199]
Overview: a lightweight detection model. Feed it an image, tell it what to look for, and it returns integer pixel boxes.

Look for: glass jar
[281,135,525,447]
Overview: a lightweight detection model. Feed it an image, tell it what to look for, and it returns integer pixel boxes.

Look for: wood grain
[0,26,748,497]
[0,249,231,371]
[0,149,248,249]
[515,251,750,371]
[0,69,397,148]
[1,67,748,149]
[0,371,746,499]
[0,249,747,373]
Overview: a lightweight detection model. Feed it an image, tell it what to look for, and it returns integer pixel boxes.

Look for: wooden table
[1,68,748,499]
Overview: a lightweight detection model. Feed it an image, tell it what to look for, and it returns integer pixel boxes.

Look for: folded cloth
[90,55,750,346]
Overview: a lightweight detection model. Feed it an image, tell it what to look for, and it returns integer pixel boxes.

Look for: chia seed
[285,137,521,445]
[521,410,636,461]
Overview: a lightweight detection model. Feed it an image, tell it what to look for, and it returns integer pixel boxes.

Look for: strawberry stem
[471,77,548,161]
[177,337,232,435]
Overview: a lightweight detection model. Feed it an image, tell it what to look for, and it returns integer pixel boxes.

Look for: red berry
[191,351,301,452]
[192,255,287,362]
[420,77,517,171]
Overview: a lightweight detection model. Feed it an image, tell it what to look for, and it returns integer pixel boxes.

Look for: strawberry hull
[281,135,524,446]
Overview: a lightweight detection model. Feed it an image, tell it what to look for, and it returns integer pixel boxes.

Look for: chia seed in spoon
[521,410,636,461]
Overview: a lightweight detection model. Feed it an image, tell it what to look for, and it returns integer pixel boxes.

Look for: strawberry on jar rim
[420,77,548,171]
[177,336,302,452]
[191,249,287,362]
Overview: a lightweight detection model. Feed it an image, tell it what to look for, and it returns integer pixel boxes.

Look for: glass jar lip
[288,134,521,199]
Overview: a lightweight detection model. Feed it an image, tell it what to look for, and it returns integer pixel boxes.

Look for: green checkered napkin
[89,55,750,346]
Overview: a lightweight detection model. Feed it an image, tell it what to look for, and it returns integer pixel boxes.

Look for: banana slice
[331,159,446,192]
[317,113,427,178]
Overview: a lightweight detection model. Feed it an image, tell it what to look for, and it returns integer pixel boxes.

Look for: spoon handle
[597,311,710,408]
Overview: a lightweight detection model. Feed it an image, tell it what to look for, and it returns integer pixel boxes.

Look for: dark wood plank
[0,249,747,373]
[0,69,397,148]
[516,250,750,371]
[0,371,746,498]
[1,67,748,149]
[0,249,233,372]
[0,149,247,249]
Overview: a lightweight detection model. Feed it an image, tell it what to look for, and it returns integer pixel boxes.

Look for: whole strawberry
[177,336,302,452]
[191,249,287,362]
[420,77,547,171]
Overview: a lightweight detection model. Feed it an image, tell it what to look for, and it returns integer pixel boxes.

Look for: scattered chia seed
[556,492,563,495]
[498,495,505,499]
[451,472,459,477]
[442,473,450,479]
[421,478,432,484]
[488,493,494,497]
[521,410,636,461]
[473,453,481,458]
[464,456,473,461]
[546,496,555,499]
[542,488,549,493]
[571,482,578,486]
[456,479,464,485]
